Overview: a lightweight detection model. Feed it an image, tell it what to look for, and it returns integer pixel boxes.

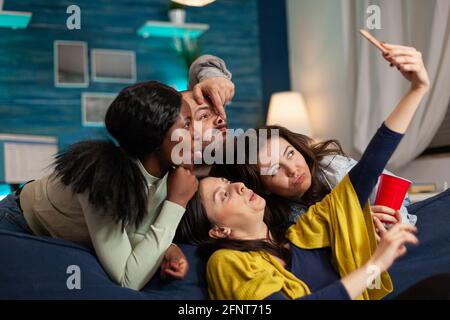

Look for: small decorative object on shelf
[137,20,208,76]
[168,0,186,25]
[174,35,201,75]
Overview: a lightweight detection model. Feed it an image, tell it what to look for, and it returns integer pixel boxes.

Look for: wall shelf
[137,21,209,39]
[0,10,32,29]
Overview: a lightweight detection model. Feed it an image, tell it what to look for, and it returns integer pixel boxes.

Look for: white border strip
[0,134,57,143]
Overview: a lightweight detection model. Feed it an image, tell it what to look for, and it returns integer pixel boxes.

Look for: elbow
[107,269,143,291]
[118,275,143,291]
[119,281,141,291]
[117,265,160,291]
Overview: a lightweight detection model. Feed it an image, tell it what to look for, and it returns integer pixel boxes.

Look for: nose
[214,115,226,127]
[233,182,246,195]
[285,163,297,177]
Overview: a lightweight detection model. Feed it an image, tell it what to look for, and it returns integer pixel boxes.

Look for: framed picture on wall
[91,49,136,83]
[54,41,89,87]
[82,92,117,127]
[0,134,58,184]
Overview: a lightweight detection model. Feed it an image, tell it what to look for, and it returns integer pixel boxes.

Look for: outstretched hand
[381,43,430,91]
[369,223,418,272]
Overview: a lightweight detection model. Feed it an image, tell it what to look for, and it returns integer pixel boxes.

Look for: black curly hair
[54,81,182,229]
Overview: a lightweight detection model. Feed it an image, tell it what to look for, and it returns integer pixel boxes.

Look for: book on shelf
[408,182,437,194]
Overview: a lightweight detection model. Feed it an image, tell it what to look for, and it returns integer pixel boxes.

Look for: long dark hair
[175,190,292,262]
[210,125,345,229]
[53,81,182,229]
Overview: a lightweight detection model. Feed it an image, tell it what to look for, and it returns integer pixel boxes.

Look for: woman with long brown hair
[209,126,348,229]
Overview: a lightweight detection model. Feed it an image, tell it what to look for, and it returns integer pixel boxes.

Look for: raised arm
[349,44,430,208]
[336,44,428,298]
[288,43,427,300]
[383,43,430,132]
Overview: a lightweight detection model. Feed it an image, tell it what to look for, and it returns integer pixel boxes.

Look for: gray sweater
[188,55,232,90]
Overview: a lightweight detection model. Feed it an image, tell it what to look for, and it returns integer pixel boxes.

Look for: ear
[208,226,231,239]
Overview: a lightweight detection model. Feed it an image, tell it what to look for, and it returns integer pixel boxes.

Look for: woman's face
[160,100,194,168]
[257,137,312,200]
[199,177,266,239]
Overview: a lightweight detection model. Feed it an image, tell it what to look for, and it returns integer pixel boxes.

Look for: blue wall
[258,0,291,115]
[0,0,263,155]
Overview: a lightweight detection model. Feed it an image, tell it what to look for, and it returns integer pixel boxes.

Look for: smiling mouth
[249,192,257,202]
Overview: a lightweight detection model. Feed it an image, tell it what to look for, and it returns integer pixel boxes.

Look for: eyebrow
[194,105,210,116]
[283,145,290,157]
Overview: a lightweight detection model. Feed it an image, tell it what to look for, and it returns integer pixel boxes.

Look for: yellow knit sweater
[206,175,393,300]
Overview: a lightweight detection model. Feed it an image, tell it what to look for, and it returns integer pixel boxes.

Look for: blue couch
[0,229,209,299]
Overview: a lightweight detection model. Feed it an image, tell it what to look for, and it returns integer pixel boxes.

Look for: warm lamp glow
[266,92,312,136]
[171,0,216,7]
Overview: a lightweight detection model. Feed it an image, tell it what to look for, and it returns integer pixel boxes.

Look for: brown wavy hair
[175,190,291,261]
[210,125,345,229]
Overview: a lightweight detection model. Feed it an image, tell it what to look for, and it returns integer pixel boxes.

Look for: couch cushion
[0,230,208,299]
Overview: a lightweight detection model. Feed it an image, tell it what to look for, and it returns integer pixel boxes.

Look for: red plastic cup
[374,173,411,211]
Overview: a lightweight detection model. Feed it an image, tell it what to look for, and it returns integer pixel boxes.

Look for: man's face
[182,91,227,150]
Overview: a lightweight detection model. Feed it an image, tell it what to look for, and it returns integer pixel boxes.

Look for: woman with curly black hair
[3,81,199,291]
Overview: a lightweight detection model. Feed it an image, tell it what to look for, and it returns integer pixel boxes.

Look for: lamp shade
[171,0,216,7]
[266,92,312,136]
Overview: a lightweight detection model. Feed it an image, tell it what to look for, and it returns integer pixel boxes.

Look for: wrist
[409,84,429,95]
[167,196,188,208]
[367,259,385,273]
[198,73,231,82]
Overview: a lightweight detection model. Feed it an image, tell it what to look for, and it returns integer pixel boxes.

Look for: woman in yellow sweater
[176,42,430,300]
